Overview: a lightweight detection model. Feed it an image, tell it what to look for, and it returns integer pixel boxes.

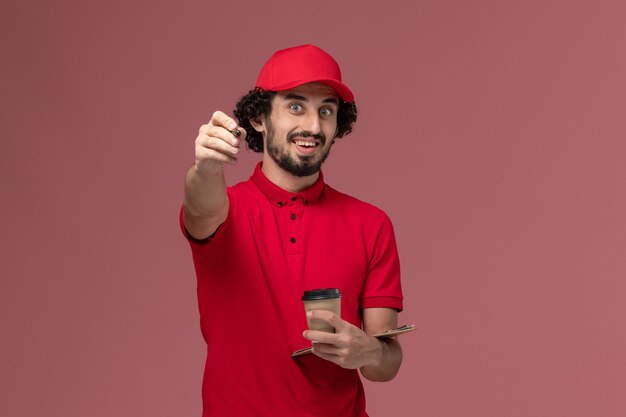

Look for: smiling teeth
[295,140,316,147]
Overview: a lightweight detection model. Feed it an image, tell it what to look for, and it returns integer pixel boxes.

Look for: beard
[265,117,332,177]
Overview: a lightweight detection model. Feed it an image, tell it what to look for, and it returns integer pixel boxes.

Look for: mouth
[291,138,320,154]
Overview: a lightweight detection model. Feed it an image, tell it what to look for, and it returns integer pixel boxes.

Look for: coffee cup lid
[302,288,342,301]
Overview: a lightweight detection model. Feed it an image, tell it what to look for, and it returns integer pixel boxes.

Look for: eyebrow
[284,93,339,105]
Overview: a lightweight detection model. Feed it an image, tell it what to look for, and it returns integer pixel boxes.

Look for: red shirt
[180,163,403,417]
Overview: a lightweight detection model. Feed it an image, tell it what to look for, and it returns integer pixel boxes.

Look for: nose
[302,110,321,135]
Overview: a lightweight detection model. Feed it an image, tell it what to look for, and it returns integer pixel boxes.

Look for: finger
[199,124,241,148]
[197,134,240,157]
[210,110,238,131]
[302,329,340,344]
[311,341,344,356]
[310,346,342,365]
[196,146,238,165]
[307,310,349,332]
[228,127,247,146]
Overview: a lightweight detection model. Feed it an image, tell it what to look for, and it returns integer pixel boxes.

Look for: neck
[261,155,320,193]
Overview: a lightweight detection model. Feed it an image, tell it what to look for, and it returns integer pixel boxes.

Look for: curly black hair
[233,87,358,153]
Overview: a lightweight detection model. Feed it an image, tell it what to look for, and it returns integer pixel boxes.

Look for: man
[181,44,404,417]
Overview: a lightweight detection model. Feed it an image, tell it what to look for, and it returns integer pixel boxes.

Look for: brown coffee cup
[302,288,342,333]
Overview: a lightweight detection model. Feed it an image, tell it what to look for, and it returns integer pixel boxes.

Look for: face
[256,83,339,177]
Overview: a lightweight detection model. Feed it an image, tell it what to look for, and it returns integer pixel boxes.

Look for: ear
[249,117,266,133]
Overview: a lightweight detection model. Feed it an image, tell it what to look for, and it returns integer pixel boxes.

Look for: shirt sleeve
[360,214,404,311]
[179,190,234,250]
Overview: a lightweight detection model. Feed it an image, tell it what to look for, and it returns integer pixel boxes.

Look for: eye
[319,108,333,117]
[289,103,303,112]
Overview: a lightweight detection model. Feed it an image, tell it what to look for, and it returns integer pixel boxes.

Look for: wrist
[360,338,402,382]
[366,336,385,368]
[195,159,224,177]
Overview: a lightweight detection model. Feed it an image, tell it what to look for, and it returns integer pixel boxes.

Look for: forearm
[360,338,402,382]
[183,163,228,239]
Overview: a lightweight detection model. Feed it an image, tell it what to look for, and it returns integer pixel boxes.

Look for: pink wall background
[2,1,625,416]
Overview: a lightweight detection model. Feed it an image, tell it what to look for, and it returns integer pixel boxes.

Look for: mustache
[287,131,326,144]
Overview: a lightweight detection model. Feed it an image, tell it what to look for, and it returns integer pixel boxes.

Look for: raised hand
[195,111,247,172]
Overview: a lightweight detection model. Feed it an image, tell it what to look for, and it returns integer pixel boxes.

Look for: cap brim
[261,78,354,103]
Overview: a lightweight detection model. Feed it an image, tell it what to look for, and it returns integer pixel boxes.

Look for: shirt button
[290,214,296,220]
[291,196,297,201]
[290,237,296,243]
[277,202,283,207]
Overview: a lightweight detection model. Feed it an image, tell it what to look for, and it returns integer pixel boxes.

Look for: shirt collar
[250,162,325,207]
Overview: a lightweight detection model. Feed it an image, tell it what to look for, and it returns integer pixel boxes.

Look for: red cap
[255,44,354,103]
